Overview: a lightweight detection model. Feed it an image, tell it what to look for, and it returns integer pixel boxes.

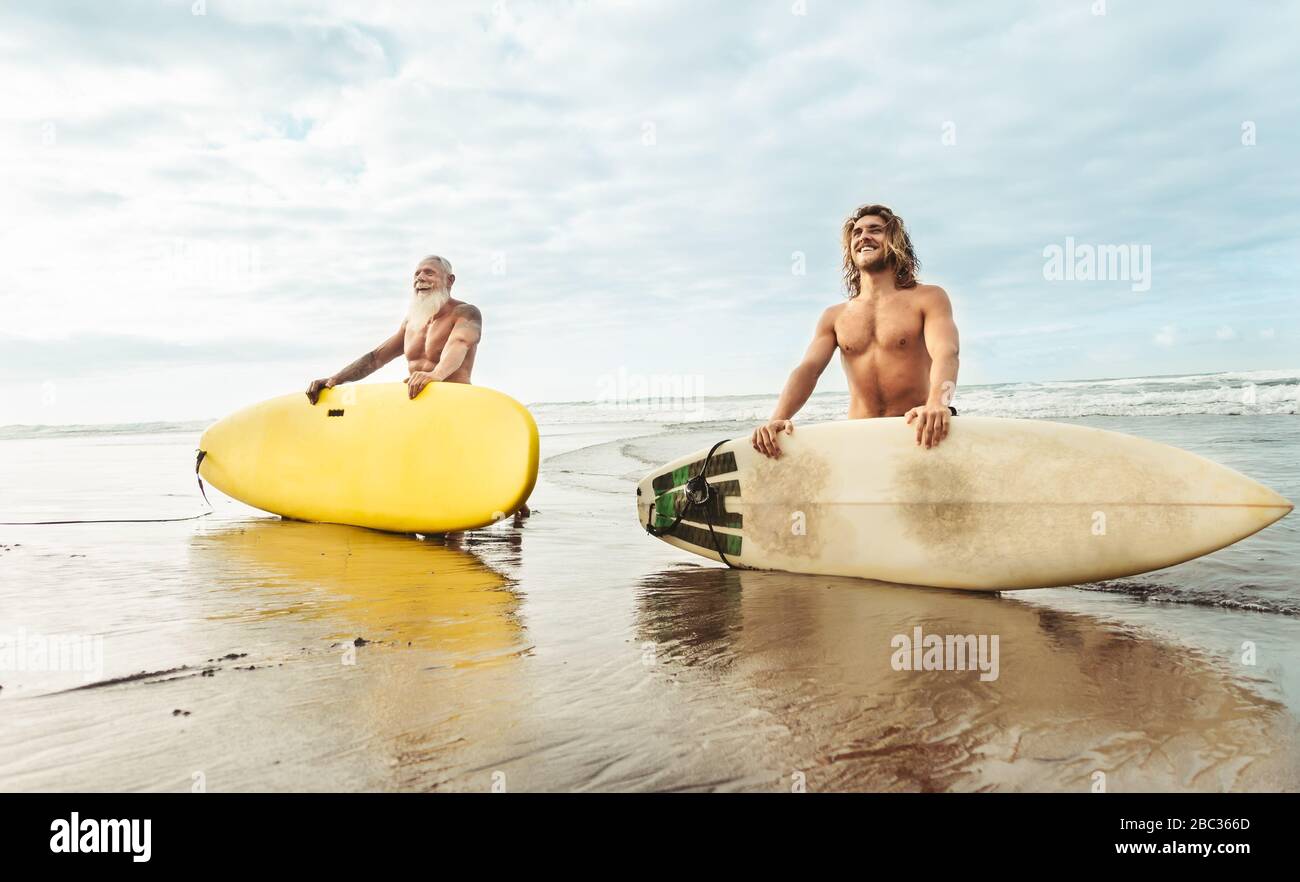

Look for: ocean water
[528,367,1300,424]
[2,369,1299,792]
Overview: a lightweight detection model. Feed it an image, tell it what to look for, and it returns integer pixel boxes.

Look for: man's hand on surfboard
[405,371,437,399]
[905,403,951,448]
[306,377,336,405]
[752,419,794,459]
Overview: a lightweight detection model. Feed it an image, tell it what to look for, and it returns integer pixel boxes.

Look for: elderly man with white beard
[304,254,530,520]
[307,255,481,403]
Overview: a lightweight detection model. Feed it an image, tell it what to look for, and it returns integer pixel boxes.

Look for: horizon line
[2,365,1297,432]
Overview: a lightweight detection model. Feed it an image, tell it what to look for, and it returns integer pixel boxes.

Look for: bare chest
[835,297,924,356]
[404,315,455,360]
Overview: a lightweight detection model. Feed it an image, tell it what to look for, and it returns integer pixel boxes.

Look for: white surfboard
[637,417,1292,590]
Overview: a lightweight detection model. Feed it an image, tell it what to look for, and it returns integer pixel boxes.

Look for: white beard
[406,284,450,329]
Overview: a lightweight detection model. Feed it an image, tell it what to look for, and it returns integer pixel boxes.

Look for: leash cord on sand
[0,513,212,525]
[644,438,735,568]
[0,449,214,526]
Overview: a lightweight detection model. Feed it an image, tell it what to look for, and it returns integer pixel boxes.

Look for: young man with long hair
[751,204,960,456]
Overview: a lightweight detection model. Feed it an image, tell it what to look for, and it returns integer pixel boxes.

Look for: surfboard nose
[1242,478,1292,529]
[1265,491,1294,523]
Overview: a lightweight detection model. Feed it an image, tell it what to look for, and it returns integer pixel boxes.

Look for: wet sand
[2,420,1299,791]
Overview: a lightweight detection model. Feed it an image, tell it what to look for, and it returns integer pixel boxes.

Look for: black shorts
[949,406,958,416]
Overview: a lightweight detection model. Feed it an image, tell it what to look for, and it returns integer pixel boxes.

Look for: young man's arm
[407,305,482,398]
[751,305,840,459]
[905,285,960,448]
[306,324,406,404]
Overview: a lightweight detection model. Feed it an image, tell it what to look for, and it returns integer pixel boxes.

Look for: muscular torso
[403,298,477,382]
[832,290,932,418]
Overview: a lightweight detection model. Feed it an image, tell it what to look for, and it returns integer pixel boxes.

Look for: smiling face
[849,215,889,272]
[413,257,453,296]
[840,203,920,296]
[407,256,454,328]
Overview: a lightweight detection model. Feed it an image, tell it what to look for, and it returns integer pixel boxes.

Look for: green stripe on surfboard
[651,451,738,495]
[666,522,742,558]
[653,480,742,529]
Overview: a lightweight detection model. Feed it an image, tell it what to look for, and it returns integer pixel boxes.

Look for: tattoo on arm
[453,304,482,335]
[333,350,379,383]
[427,307,481,381]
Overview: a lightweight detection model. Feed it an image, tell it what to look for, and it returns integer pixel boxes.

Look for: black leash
[196,449,211,507]
[0,450,214,526]
[0,513,212,525]
[645,439,736,568]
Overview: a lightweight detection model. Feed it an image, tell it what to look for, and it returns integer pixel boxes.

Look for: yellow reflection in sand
[194,519,525,666]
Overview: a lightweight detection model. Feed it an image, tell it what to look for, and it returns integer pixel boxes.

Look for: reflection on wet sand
[635,565,1300,792]
[190,520,527,666]
[9,419,1298,792]
[174,520,538,790]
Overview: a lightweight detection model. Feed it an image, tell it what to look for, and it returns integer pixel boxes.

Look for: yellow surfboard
[199,382,538,533]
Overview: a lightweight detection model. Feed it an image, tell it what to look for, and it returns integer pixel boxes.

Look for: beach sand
[2,414,1299,792]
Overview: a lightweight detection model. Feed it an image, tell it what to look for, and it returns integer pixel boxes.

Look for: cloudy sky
[2,0,1297,425]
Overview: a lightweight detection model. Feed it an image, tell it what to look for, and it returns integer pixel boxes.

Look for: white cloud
[1,1,1298,424]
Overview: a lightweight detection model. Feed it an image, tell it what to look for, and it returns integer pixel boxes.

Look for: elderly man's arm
[407,305,482,398]
[307,324,406,404]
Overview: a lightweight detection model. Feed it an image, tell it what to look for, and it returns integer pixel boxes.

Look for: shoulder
[911,284,951,308]
[819,302,847,324]
[813,303,845,336]
[451,302,482,324]
[911,283,949,300]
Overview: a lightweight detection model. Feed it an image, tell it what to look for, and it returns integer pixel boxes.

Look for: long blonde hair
[840,204,920,296]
